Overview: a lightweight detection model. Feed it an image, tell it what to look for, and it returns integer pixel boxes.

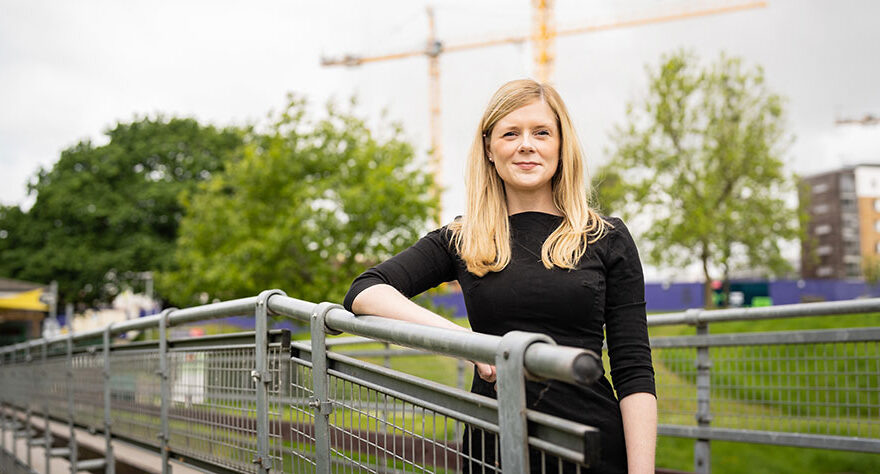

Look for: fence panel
[708,338,879,437]
[108,346,162,446]
[71,348,104,432]
[285,341,597,474]
[652,327,880,455]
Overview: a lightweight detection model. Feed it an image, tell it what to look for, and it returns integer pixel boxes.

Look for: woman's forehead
[494,100,557,129]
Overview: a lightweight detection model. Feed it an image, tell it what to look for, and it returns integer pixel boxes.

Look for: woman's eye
[536,130,550,136]
[502,131,517,137]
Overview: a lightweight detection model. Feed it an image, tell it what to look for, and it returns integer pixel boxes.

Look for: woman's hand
[474,361,497,382]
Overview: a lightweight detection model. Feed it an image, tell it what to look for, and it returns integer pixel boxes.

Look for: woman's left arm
[601,218,657,473]
[620,392,657,474]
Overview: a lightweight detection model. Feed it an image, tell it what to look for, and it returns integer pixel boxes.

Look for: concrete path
[3,413,204,474]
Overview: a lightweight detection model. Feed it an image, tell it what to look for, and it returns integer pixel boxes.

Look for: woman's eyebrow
[533,121,556,129]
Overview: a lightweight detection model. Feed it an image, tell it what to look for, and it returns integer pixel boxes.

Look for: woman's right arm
[350,283,497,382]
[345,227,496,381]
[352,283,469,331]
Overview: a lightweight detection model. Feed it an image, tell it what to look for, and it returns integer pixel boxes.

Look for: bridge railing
[3,292,879,473]
[0,290,603,474]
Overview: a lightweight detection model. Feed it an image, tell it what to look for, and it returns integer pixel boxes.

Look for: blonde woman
[344,79,656,473]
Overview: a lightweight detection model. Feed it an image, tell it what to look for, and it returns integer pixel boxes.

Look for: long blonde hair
[449,79,609,276]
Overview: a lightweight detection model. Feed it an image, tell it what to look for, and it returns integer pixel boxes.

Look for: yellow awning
[0,288,49,312]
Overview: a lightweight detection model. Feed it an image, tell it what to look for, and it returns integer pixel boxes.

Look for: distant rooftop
[802,163,880,180]
[0,277,46,294]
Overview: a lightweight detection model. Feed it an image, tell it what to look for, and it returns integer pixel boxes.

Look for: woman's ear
[483,132,492,160]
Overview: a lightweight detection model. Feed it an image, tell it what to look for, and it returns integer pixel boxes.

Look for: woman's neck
[505,187,561,216]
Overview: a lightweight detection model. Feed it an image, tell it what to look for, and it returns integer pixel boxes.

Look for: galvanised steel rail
[647,298,880,474]
[0,290,604,474]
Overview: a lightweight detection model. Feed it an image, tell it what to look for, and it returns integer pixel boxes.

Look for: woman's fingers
[475,362,497,383]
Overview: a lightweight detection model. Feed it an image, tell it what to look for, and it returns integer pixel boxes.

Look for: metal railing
[648,298,880,473]
[0,290,604,473]
[2,293,879,473]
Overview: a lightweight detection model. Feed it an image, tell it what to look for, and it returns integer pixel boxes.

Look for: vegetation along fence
[0,292,878,473]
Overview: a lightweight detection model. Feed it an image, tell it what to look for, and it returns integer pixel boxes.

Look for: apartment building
[801,165,880,279]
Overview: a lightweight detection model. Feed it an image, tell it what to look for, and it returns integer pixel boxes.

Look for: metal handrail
[648,297,880,326]
[0,293,603,388]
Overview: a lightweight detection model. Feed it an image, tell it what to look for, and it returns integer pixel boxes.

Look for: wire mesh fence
[284,343,593,474]
[109,348,162,446]
[652,330,880,443]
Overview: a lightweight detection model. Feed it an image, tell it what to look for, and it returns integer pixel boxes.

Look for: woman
[343,79,656,473]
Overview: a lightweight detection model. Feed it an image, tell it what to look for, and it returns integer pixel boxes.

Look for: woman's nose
[518,133,535,152]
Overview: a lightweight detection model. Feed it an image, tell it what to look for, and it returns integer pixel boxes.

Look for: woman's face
[486,100,560,196]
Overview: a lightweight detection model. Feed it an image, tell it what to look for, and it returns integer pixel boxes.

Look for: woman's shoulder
[593,215,637,251]
[421,217,461,248]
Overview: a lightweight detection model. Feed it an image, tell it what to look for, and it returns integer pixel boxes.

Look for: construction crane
[835,115,880,126]
[322,1,768,224]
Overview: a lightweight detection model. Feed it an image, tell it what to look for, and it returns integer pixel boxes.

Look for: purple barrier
[645,282,705,311]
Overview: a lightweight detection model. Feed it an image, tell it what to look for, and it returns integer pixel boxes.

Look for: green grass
[658,437,880,474]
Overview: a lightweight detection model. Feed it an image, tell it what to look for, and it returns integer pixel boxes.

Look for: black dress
[343,212,655,473]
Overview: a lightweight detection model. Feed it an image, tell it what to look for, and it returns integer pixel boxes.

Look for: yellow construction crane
[322,1,768,223]
[835,115,880,126]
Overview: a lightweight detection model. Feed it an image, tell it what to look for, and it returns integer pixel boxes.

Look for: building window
[875,220,880,233]
[846,262,861,278]
[815,224,831,235]
[812,182,829,194]
[876,241,880,254]
[814,204,829,214]
[875,199,880,213]
[844,240,860,256]
[816,266,833,277]
[816,245,833,256]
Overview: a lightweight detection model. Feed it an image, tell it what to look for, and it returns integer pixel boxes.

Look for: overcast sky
[2,0,879,278]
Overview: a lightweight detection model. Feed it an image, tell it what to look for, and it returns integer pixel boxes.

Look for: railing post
[310,302,343,474]
[158,308,176,474]
[25,342,33,468]
[694,316,712,474]
[1,351,6,456]
[103,324,115,474]
[67,333,78,473]
[43,339,51,473]
[496,331,555,474]
[254,290,285,473]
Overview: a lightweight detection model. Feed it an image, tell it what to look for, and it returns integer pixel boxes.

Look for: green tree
[598,51,801,307]
[159,96,436,306]
[862,255,880,296]
[0,117,244,305]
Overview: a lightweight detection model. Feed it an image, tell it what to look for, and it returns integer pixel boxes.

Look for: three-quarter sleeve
[602,218,656,400]
[343,226,458,312]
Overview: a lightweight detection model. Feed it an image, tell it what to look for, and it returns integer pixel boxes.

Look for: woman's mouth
[514,162,539,170]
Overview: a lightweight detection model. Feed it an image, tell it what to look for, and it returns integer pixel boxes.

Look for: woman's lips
[514,162,539,170]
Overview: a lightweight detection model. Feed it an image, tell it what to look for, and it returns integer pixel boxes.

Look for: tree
[158,96,437,307]
[862,256,880,296]
[0,117,244,305]
[598,51,802,308]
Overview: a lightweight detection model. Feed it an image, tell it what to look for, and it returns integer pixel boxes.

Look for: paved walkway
[2,412,204,474]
